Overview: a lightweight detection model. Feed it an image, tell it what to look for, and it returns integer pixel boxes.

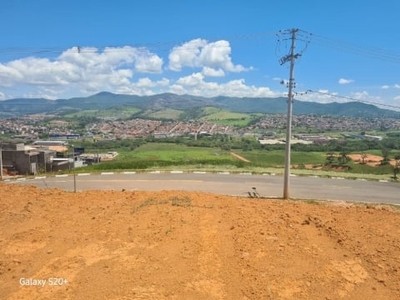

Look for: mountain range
[1,92,399,119]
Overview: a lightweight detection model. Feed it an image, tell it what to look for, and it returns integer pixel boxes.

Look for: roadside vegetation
[70,134,400,181]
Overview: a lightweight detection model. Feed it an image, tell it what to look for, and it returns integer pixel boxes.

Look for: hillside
[1,183,400,299]
[1,92,400,119]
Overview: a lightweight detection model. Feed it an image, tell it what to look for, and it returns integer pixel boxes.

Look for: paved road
[8,172,400,205]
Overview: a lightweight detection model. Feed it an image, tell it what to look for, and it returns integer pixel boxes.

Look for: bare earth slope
[1,183,400,300]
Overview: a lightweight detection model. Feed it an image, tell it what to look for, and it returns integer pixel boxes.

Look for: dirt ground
[348,154,397,167]
[230,152,251,163]
[1,183,400,300]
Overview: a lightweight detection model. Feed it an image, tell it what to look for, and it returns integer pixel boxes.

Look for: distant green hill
[62,105,141,120]
[1,92,399,119]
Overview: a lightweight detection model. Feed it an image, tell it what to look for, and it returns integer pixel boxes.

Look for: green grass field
[112,144,327,168]
[63,142,399,181]
[83,143,240,172]
[116,143,232,161]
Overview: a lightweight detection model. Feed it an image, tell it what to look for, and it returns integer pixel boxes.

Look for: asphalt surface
[7,172,400,205]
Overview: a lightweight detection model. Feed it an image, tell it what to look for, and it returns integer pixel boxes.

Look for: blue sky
[1,0,400,109]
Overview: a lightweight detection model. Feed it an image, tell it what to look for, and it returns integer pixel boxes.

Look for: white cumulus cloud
[170,73,280,98]
[379,84,400,90]
[202,67,225,77]
[168,39,250,74]
[0,41,283,100]
[338,78,354,84]
[351,91,369,100]
[168,39,206,71]
[0,46,163,98]
[295,89,339,103]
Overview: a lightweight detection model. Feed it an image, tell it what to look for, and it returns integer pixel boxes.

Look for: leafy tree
[338,150,349,165]
[380,149,391,166]
[360,152,368,164]
[325,152,336,165]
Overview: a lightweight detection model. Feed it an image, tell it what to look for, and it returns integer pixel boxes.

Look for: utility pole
[0,147,3,180]
[279,28,299,199]
[70,144,77,192]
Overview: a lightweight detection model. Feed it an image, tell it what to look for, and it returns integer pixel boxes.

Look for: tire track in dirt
[180,199,240,299]
[185,213,227,299]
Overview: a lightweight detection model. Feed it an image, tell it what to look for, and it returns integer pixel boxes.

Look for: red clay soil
[348,154,397,167]
[1,183,400,300]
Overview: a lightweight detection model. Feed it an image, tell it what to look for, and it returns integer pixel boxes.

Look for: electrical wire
[301,89,400,111]
[1,28,399,65]
[2,28,400,113]
[276,29,312,67]
[0,30,277,56]
[0,28,399,63]
[310,33,400,64]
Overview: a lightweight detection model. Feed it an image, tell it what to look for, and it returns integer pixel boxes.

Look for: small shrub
[170,196,192,207]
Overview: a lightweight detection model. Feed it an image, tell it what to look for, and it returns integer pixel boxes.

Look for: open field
[200,108,261,126]
[1,183,400,299]
[116,143,232,161]
[75,143,397,181]
[82,144,240,172]
[101,144,327,168]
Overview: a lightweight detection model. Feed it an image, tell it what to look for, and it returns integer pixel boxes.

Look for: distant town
[1,113,400,141]
[1,112,400,177]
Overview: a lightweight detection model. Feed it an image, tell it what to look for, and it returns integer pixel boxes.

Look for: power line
[310,33,400,64]
[299,89,400,111]
[0,31,277,56]
[1,28,400,62]
[1,29,400,66]
[3,89,399,111]
[2,28,400,113]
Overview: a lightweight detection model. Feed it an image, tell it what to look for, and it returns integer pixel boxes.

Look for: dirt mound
[1,183,400,299]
